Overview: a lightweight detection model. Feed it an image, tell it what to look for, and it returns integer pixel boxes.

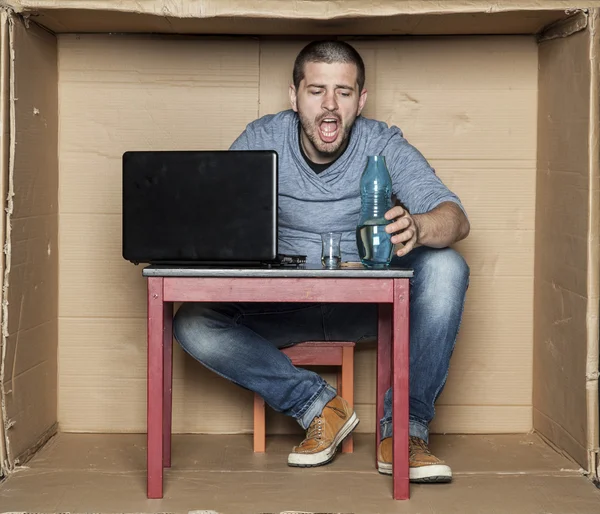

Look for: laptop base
[132,254,307,268]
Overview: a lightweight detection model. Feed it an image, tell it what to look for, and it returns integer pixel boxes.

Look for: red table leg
[147,277,165,499]
[163,301,174,468]
[392,278,410,500]
[341,345,354,453]
[376,304,392,460]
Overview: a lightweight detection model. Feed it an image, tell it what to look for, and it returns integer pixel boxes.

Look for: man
[173,40,470,483]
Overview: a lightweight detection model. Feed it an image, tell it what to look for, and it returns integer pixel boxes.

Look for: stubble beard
[298,111,356,159]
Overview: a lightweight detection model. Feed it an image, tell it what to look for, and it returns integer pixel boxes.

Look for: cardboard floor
[0,433,599,513]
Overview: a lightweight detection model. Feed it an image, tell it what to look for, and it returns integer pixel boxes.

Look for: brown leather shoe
[287,396,359,467]
[377,436,452,483]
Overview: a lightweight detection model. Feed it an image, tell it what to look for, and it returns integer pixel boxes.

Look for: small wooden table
[142,264,413,500]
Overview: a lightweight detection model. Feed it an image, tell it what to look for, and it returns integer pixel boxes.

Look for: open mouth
[318,117,340,144]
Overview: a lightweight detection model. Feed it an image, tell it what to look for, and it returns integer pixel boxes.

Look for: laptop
[122,150,282,266]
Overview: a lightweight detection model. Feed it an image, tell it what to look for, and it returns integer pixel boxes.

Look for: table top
[141,263,413,278]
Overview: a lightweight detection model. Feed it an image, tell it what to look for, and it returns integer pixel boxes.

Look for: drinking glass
[321,232,342,269]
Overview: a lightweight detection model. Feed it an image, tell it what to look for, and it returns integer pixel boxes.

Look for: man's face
[290,61,367,164]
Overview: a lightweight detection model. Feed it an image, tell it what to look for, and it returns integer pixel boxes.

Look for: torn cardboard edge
[2,0,596,19]
[9,422,56,468]
[0,10,59,472]
[0,2,586,37]
[0,8,8,479]
[586,8,600,480]
[538,9,589,41]
[0,9,15,476]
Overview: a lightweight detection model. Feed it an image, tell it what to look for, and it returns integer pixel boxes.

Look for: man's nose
[322,91,338,111]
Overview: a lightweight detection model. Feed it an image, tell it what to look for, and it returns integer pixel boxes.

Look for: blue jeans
[173,246,469,443]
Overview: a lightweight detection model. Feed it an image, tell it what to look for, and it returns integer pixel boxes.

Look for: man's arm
[413,201,470,248]
[385,201,470,257]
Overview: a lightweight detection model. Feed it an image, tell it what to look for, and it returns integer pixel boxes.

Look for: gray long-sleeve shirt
[230,109,465,264]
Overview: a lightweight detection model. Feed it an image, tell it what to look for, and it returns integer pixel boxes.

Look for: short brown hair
[293,40,366,91]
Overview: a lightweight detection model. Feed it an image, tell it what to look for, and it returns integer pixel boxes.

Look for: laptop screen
[122,150,278,264]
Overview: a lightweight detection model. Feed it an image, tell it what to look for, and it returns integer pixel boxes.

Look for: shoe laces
[305,416,324,442]
[409,436,431,458]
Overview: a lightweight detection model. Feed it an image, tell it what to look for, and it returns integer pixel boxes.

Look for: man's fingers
[384,206,405,221]
[395,237,416,257]
[391,227,414,245]
[386,215,411,234]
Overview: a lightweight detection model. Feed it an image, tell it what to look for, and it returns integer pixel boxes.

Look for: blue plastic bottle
[356,155,394,268]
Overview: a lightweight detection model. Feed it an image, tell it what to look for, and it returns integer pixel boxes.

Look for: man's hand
[384,206,418,258]
[384,201,470,258]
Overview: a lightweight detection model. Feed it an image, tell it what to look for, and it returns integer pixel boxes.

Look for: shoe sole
[377,462,452,483]
[287,412,359,467]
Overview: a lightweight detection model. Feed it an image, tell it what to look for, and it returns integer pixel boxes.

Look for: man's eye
[310,90,322,95]
[340,92,351,97]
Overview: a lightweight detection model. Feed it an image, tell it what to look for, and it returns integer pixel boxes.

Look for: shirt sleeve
[384,136,467,217]
[229,129,251,150]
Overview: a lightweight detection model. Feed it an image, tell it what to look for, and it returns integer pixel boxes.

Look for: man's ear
[357,88,368,116]
[289,84,298,112]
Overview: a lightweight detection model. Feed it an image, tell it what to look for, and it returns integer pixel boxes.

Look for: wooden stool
[253,341,356,453]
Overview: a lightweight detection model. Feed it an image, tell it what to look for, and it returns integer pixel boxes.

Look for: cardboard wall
[534,15,600,470]
[58,34,538,435]
[0,16,58,468]
[57,35,261,433]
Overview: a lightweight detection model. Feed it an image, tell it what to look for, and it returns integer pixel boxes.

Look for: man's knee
[411,248,470,312]
[417,247,469,285]
[173,303,235,360]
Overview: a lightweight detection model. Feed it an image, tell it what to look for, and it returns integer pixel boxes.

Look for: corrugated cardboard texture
[533,21,596,469]
[58,35,537,434]
[1,16,58,467]
[4,1,579,35]
[57,35,261,433]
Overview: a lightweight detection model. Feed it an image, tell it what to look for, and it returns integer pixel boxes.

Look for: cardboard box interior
[59,33,539,440]
[0,0,598,489]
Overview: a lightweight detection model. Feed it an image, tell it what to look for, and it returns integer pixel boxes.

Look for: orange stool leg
[253,342,356,454]
[253,394,266,452]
